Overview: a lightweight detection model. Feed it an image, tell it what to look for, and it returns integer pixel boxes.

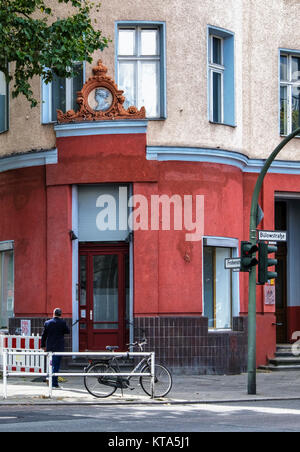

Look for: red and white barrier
[0,335,45,374]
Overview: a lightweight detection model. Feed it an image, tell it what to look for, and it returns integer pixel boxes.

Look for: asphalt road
[1,400,300,433]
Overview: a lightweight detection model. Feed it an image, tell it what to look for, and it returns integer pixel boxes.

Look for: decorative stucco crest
[56,60,146,123]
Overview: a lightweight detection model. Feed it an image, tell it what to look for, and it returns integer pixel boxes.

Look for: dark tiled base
[8,317,73,353]
[134,316,248,375]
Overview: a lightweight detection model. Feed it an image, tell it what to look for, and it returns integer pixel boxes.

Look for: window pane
[0,251,14,329]
[292,57,300,82]
[79,255,87,307]
[203,247,214,328]
[51,75,66,121]
[212,37,222,65]
[292,84,300,134]
[118,29,136,56]
[141,29,158,55]
[212,71,222,122]
[215,248,231,329]
[280,86,288,135]
[72,63,84,112]
[280,55,288,81]
[118,61,136,109]
[139,61,159,117]
[0,71,8,133]
[93,255,118,330]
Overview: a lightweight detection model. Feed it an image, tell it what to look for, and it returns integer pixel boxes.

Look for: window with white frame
[0,70,8,133]
[0,244,14,330]
[117,24,166,119]
[203,237,239,330]
[280,52,300,136]
[208,27,235,126]
[42,62,84,123]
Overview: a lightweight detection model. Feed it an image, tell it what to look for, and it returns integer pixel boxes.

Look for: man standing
[41,308,70,388]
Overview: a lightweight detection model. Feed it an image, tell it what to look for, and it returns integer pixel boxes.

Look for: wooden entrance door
[79,243,129,351]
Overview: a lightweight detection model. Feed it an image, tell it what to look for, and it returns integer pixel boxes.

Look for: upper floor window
[41,62,84,123]
[208,26,235,127]
[280,51,300,136]
[0,71,9,133]
[116,23,166,119]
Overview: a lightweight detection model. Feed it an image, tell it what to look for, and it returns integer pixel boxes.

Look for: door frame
[79,242,129,351]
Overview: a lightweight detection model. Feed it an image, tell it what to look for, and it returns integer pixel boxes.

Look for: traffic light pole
[247,127,300,395]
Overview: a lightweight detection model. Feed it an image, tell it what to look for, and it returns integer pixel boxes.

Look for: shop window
[208,26,235,126]
[203,237,239,329]
[116,22,167,119]
[41,62,84,123]
[0,245,14,330]
[0,70,9,133]
[280,51,300,136]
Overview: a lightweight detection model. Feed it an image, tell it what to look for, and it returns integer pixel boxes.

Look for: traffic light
[240,241,259,272]
[258,242,278,285]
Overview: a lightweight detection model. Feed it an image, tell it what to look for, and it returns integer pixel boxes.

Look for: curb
[2,396,300,406]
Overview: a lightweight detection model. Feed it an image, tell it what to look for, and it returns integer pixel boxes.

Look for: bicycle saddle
[106,346,119,351]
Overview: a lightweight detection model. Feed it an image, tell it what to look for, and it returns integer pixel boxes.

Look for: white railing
[1,351,156,399]
[0,335,44,374]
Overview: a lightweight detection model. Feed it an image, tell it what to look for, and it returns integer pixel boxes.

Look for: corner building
[0,0,300,374]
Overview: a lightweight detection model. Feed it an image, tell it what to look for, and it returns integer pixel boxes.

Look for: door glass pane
[125,253,129,326]
[0,71,7,133]
[212,71,222,122]
[280,86,288,135]
[212,37,222,65]
[139,61,159,117]
[51,74,66,121]
[141,29,158,55]
[0,251,14,329]
[118,29,136,56]
[71,63,84,112]
[79,255,87,307]
[203,247,214,328]
[280,55,288,81]
[93,255,118,330]
[215,248,231,329]
[118,61,136,109]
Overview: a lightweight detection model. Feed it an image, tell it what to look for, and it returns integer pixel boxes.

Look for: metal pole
[48,352,53,399]
[151,352,155,399]
[248,127,300,395]
[3,350,7,400]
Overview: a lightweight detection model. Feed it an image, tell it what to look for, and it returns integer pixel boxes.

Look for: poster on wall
[264,285,276,305]
[21,320,31,336]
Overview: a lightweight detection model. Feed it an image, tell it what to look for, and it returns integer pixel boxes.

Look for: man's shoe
[52,385,62,390]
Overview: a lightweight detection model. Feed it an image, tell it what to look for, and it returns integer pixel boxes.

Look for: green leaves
[0,0,109,107]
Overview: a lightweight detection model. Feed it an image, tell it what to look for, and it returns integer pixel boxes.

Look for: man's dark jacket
[41,317,70,352]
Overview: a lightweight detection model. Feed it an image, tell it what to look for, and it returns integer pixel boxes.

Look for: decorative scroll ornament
[56,60,146,123]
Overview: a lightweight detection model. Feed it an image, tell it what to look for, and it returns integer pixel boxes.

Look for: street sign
[225,258,241,270]
[258,230,287,242]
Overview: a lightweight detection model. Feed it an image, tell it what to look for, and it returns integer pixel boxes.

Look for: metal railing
[1,350,155,399]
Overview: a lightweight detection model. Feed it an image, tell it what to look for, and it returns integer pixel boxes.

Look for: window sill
[209,121,236,128]
[208,328,232,333]
[280,133,300,138]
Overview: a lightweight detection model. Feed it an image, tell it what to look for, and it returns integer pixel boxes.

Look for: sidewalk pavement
[2,369,300,405]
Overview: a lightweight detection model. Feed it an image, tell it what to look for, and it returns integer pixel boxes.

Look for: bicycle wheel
[84,362,117,398]
[140,364,172,398]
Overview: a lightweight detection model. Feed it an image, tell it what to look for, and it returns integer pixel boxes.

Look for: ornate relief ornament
[56,60,146,123]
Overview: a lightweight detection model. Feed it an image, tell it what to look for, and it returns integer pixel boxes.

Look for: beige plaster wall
[0,0,299,160]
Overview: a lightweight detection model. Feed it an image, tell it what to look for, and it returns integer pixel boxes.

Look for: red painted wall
[4,132,300,367]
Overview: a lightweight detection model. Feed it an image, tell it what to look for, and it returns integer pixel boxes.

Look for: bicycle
[83,338,173,399]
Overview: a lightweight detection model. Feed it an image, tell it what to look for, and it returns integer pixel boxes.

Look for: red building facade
[1,62,300,375]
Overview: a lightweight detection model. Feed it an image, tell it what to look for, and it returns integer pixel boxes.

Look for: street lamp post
[248,127,300,396]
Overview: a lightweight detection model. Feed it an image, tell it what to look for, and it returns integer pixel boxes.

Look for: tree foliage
[0,0,109,106]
